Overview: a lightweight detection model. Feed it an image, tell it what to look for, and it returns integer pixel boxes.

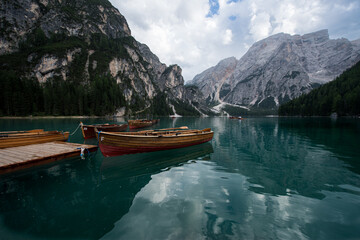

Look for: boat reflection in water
[0,143,213,240]
[100,142,213,181]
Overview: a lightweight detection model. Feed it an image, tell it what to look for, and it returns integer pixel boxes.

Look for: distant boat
[128,119,159,129]
[96,127,214,157]
[80,122,128,139]
[229,116,243,120]
[0,129,69,149]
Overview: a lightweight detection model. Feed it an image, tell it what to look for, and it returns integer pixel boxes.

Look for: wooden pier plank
[4,149,47,161]
[0,149,31,160]
[0,141,98,174]
[15,146,65,157]
[0,156,18,166]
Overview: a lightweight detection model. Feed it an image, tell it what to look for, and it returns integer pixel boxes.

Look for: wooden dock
[0,141,98,174]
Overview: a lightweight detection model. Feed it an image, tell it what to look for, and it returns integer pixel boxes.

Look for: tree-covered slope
[278,61,360,116]
[0,0,199,116]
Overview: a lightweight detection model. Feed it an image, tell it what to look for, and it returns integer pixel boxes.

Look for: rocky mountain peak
[1,0,200,117]
[301,29,329,44]
[188,56,237,103]
[189,29,360,112]
[352,39,360,46]
[217,56,238,67]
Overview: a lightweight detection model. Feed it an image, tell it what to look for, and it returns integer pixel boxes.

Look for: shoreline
[0,116,103,119]
[0,115,359,119]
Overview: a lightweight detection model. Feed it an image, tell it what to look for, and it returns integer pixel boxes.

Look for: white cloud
[223,29,233,44]
[249,4,272,41]
[109,0,360,81]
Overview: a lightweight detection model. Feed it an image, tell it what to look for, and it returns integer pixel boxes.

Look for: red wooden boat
[128,119,159,129]
[229,116,243,120]
[80,122,128,139]
[96,127,214,157]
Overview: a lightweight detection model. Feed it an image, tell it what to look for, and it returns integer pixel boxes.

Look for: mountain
[188,30,360,113]
[0,0,199,116]
[278,60,360,116]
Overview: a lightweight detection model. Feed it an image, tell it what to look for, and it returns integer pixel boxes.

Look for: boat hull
[128,123,153,129]
[81,124,128,139]
[98,130,213,157]
[128,119,159,129]
[0,131,70,149]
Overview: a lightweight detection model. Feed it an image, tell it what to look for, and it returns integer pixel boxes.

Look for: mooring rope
[94,131,102,147]
[70,123,81,136]
[77,147,91,159]
[66,123,82,142]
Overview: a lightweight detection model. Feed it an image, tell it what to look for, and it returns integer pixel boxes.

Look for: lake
[0,117,360,239]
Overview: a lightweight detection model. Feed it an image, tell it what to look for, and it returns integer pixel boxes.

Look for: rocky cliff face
[0,0,131,54]
[188,57,237,103]
[189,30,360,110]
[0,0,194,116]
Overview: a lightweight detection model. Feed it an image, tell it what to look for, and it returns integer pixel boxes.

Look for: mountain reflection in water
[102,118,360,240]
[0,117,359,239]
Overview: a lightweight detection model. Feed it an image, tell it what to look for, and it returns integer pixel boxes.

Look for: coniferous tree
[279,60,360,116]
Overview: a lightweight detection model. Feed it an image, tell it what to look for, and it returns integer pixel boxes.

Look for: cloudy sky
[109,0,360,81]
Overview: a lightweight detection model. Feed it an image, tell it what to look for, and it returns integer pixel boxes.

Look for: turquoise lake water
[0,117,360,239]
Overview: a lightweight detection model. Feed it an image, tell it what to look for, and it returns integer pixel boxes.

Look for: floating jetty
[0,141,98,174]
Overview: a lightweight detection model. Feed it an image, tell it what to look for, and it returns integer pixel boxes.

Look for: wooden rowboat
[80,122,128,139]
[0,129,69,149]
[96,127,214,157]
[0,129,44,135]
[128,119,159,129]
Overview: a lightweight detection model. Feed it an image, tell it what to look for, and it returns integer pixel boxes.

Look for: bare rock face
[188,57,237,103]
[0,0,196,116]
[190,30,360,109]
[137,42,167,79]
[0,0,131,55]
[158,65,185,99]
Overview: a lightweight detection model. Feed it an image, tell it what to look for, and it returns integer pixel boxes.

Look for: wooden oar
[0,129,44,134]
[156,126,188,131]
[134,126,188,133]
[171,128,211,134]
[105,127,212,137]
[154,128,211,135]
